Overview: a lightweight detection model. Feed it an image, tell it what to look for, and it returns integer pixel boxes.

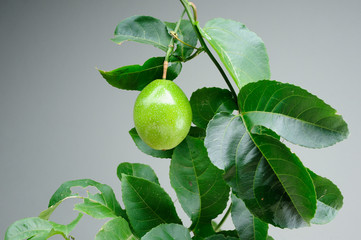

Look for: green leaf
[205,234,239,240]
[112,15,171,51]
[49,213,83,236]
[188,126,206,140]
[238,80,349,148]
[129,128,173,158]
[165,20,198,60]
[205,112,317,228]
[170,136,229,237]
[141,224,192,240]
[122,175,182,237]
[308,169,343,224]
[117,162,159,184]
[200,18,270,89]
[267,236,275,240]
[48,179,126,219]
[190,87,237,129]
[5,217,53,240]
[95,217,137,240]
[99,57,182,91]
[231,194,268,240]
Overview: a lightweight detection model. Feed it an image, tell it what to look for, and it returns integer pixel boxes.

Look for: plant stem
[179,0,238,100]
[215,204,232,232]
[163,10,186,79]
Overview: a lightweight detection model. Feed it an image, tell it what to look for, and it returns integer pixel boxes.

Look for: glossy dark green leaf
[205,234,239,240]
[48,179,125,219]
[129,128,173,158]
[5,217,53,240]
[117,162,159,184]
[49,213,83,236]
[200,18,270,89]
[205,112,316,228]
[112,15,171,51]
[165,20,198,60]
[99,57,182,91]
[188,126,206,140]
[238,80,349,148]
[190,87,237,129]
[95,217,137,240]
[122,175,182,237]
[170,137,229,236]
[308,169,343,224]
[231,194,268,240]
[141,224,192,240]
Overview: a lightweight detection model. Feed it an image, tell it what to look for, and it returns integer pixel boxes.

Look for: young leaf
[49,213,83,236]
[112,15,171,51]
[48,179,126,219]
[170,136,229,236]
[141,224,192,240]
[238,80,349,148]
[200,18,270,89]
[117,162,159,184]
[190,87,237,129]
[95,217,137,240]
[99,57,182,91]
[231,194,268,240]
[205,113,317,229]
[5,217,53,240]
[122,175,182,237]
[165,20,198,61]
[307,169,343,224]
[129,128,173,158]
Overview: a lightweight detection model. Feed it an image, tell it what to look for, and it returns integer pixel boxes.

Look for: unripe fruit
[133,80,192,150]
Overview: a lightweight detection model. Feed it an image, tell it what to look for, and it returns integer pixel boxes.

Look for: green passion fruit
[133,79,192,150]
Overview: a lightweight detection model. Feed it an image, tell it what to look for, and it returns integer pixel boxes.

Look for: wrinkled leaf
[129,128,173,158]
[112,15,171,51]
[48,179,125,219]
[141,223,191,240]
[170,136,229,237]
[99,57,182,91]
[190,87,237,129]
[200,18,270,88]
[95,217,137,240]
[231,194,268,240]
[205,112,316,228]
[166,20,198,60]
[5,217,52,240]
[117,162,159,184]
[308,169,343,224]
[238,80,349,148]
[122,175,181,237]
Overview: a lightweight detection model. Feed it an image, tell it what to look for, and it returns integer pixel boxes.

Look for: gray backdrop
[1,0,360,239]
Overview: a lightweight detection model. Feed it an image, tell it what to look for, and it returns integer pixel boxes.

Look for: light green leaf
[166,20,198,60]
[170,136,229,237]
[190,87,237,129]
[99,57,182,91]
[129,128,173,158]
[95,217,137,240]
[231,194,268,240]
[112,15,171,51]
[5,217,52,240]
[141,224,191,240]
[205,112,317,228]
[308,169,343,224]
[49,213,83,236]
[122,175,182,237]
[48,179,126,219]
[117,162,159,184]
[238,80,349,148]
[200,18,270,88]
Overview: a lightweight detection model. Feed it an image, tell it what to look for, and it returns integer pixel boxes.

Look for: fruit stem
[163,10,186,79]
[214,204,232,232]
[179,0,238,101]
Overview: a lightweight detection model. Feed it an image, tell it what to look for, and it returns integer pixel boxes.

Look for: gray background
[1,0,360,239]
